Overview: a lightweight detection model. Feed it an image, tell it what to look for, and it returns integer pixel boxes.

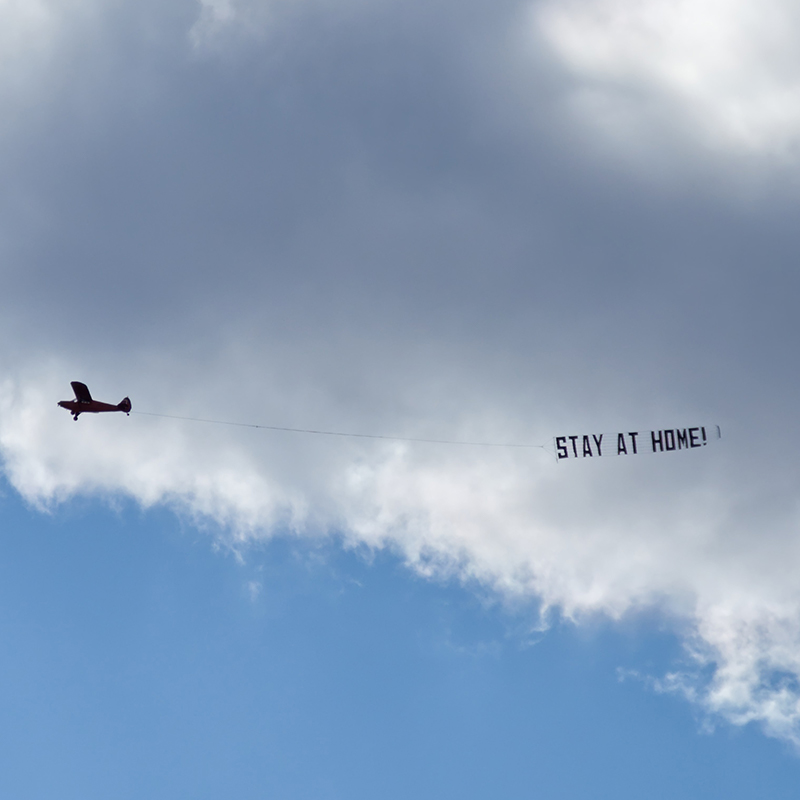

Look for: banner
[554,425,721,460]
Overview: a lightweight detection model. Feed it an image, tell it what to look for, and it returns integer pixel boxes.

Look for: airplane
[58,381,132,421]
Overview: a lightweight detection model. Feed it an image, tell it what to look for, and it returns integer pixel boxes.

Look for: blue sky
[4,0,800,792]
[3,484,800,799]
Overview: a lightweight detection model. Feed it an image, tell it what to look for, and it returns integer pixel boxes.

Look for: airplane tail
[118,397,132,414]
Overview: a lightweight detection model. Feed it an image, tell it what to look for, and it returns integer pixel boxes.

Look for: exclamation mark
[701,426,707,445]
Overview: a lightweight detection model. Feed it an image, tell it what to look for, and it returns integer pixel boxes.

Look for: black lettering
[651,430,663,452]
[593,434,603,456]
[677,429,688,449]
[629,432,639,454]
[556,437,568,459]
[689,427,700,447]
[664,429,676,451]
[617,433,627,455]
[582,435,593,457]
[702,426,707,445]
[569,435,579,457]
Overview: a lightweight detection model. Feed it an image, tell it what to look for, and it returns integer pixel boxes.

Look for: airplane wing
[71,382,93,403]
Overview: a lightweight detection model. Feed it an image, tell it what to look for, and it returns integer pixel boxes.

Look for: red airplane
[58,382,132,421]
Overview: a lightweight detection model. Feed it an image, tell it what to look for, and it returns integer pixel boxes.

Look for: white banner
[554,426,721,460]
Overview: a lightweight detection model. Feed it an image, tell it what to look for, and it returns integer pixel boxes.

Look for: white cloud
[188,0,371,51]
[189,0,264,49]
[0,0,58,107]
[3,356,800,743]
[535,0,800,156]
[0,0,55,59]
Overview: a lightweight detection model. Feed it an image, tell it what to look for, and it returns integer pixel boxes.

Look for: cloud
[535,0,800,157]
[3,0,800,746]
[189,0,270,49]
[0,0,55,71]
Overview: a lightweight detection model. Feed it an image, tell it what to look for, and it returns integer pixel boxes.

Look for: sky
[3,0,800,794]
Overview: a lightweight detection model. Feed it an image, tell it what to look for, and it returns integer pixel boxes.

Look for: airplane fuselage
[58,400,126,416]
